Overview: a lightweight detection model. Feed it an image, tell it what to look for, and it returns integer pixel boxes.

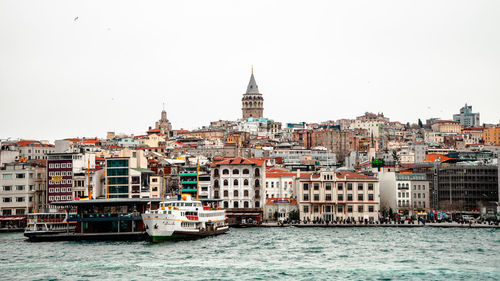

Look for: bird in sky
[74,16,79,21]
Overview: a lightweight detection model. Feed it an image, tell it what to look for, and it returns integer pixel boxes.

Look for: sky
[1,0,499,141]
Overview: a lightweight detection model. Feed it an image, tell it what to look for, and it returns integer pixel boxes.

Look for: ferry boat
[24,212,77,240]
[142,194,229,242]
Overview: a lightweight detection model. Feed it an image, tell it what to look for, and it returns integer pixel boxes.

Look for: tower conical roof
[246,72,260,94]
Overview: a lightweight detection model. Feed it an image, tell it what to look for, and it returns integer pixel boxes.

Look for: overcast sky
[1,0,499,141]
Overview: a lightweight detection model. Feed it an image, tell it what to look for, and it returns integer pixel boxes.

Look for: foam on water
[0,227,498,280]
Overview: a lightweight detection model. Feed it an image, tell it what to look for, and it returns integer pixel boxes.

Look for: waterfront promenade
[260,221,500,228]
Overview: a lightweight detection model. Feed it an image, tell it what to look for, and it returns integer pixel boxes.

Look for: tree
[273,211,279,221]
[288,210,300,221]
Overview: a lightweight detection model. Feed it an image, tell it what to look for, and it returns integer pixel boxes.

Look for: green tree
[288,210,300,221]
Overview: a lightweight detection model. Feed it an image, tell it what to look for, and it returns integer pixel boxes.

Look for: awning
[0,217,26,221]
[226,213,261,216]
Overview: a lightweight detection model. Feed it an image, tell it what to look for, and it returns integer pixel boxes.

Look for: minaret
[242,66,264,119]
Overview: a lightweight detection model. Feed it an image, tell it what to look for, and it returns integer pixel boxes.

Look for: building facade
[453,103,480,127]
[211,157,265,209]
[298,171,380,223]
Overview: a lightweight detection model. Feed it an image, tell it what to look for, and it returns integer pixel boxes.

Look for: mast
[162,171,165,210]
[196,158,200,201]
[87,158,92,200]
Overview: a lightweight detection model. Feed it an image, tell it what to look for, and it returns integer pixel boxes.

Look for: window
[314,183,319,190]
[368,206,374,212]
[16,173,25,179]
[358,183,363,190]
[223,190,228,197]
[244,190,249,197]
[222,169,229,175]
[422,193,425,198]
[337,206,343,213]
[368,194,374,201]
[326,205,331,212]
[347,183,353,190]
[368,183,373,190]
[314,194,319,201]
[357,194,363,201]
[234,201,239,208]
[234,179,239,186]
[67,163,72,168]
[413,185,416,190]
[255,179,260,188]
[313,205,319,213]
[242,169,249,174]
[347,194,353,201]
[326,194,332,201]
[244,201,249,208]
[338,194,343,201]
[232,169,239,175]
[152,178,158,182]
[422,185,425,190]
[2,174,12,180]
[337,183,343,190]
[3,197,12,203]
[254,168,260,177]
[223,180,228,186]
[244,179,249,186]
[303,194,309,201]
[234,190,239,197]
[303,205,309,213]
[347,205,353,212]
[16,197,25,202]
[325,183,332,190]
[214,180,219,188]
[3,186,12,191]
[16,185,24,191]
[303,183,309,191]
[224,201,228,208]
[358,205,364,212]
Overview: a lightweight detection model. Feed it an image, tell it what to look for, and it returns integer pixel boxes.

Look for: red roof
[424,154,453,162]
[432,120,460,125]
[211,157,266,167]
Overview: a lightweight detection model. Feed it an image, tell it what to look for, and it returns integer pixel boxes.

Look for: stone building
[298,170,380,222]
[242,69,264,119]
[154,104,173,137]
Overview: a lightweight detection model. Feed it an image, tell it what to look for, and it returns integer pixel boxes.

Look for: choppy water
[0,227,499,280]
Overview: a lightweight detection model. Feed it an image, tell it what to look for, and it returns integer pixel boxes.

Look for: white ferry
[142,194,229,242]
[24,212,77,240]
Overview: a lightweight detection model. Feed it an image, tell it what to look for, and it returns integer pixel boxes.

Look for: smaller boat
[142,194,229,242]
[24,212,77,240]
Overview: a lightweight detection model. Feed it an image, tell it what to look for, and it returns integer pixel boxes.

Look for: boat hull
[149,226,229,242]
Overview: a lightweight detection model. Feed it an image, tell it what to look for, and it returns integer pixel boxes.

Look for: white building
[211,157,266,209]
[0,163,37,218]
[263,169,299,220]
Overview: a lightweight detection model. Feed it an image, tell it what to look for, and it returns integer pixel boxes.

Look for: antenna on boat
[196,158,199,201]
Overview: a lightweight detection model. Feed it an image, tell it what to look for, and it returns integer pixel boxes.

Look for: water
[0,227,499,280]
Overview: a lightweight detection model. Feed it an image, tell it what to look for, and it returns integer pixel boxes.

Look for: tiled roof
[211,157,266,167]
[423,154,453,162]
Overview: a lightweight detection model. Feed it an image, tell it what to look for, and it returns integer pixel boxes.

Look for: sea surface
[0,227,499,280]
